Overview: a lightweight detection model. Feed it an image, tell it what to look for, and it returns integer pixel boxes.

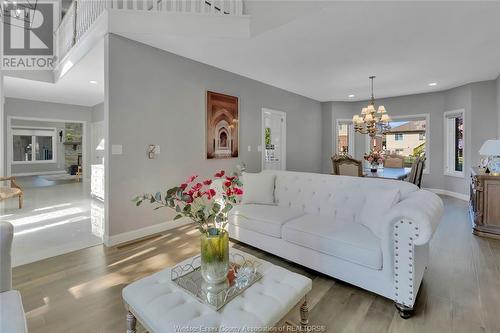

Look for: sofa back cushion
[265,170,418,220]
[359,189,401,238]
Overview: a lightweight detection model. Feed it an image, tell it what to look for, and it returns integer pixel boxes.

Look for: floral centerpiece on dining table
[364,150,385,172]
[133,170,243,284]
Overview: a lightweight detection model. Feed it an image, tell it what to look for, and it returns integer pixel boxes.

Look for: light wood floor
[12,196,500,333]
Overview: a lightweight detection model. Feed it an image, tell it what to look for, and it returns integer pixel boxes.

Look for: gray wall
[322,81,498,195]
[106,34,322,236]
[321,101,353,174]
[92,102,104,123]
[3,98,92,177]
[497,74,500,138]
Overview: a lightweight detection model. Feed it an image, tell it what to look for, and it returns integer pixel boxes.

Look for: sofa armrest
[380,190,443,309]
[385,190,444,246]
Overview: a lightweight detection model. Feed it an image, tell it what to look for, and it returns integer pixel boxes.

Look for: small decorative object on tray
[170,253,262,311]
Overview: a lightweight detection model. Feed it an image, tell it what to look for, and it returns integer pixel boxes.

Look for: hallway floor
[0,176,103,266]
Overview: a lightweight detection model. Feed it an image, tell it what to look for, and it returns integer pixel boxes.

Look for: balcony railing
[54,0,243,63]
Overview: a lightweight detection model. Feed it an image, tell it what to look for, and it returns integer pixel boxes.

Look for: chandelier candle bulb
[378,106,386,113]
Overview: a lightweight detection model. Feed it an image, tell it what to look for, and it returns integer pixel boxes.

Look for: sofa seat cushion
[282,215,382,270]
[0,290,28,333]
[228,204,304,238]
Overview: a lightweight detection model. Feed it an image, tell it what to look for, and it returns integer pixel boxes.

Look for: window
[444,110,464,177]
[12,128,56,164]
[370,114,429,171]
[336,120,354,156]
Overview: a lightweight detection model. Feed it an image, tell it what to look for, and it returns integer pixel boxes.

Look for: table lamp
[479,139,500,176]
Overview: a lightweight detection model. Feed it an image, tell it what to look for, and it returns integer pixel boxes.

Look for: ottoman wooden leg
[126,311,137,333]
[300,296,309,328]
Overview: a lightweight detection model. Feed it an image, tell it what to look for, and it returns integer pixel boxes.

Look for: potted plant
[134,170,243,284]
[364,150,385,172]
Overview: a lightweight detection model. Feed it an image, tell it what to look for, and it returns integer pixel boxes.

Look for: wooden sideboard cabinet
[469,167,500,239]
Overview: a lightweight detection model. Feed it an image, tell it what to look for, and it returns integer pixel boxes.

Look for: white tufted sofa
[0,222,28,333]
[228,170,444,318]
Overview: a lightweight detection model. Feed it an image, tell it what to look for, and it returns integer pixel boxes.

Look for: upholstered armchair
[0,177,23,209]
[331,155,363,177]
[0,222,28,333]
[384,154,404,168]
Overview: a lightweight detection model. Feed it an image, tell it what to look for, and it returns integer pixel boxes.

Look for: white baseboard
[425,188,468,201]
[104,218,192,247]
[12,170,67,177]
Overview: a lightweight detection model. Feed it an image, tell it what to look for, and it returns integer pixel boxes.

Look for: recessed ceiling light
[89,80,98,84]
[428,82,437,87]
[348,94,355,98]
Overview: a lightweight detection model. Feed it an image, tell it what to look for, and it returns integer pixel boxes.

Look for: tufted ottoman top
[122,249,312,333]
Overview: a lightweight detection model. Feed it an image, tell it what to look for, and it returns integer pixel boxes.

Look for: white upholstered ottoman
[122,249,312,333]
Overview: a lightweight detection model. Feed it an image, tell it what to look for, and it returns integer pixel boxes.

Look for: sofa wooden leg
[395,303,413,319]
[18,195,23,209]
[126,311,137,333]
[300,296,309,327]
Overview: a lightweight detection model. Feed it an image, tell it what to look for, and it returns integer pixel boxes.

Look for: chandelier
[352,76,391,139]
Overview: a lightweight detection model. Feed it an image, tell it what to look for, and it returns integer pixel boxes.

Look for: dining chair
[415,156,426,188]
[331,155,363,177]
[384,154,404,168]
[406,156,426,188]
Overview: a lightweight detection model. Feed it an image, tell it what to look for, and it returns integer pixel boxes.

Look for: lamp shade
[479,139,500,156]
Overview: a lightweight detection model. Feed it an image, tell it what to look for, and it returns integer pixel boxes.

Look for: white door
[262,108,286,170]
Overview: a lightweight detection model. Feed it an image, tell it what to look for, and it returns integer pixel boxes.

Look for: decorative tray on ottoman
[171,253,263,311]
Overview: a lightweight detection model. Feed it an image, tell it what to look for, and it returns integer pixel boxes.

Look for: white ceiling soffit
[118,1,500,101]
[4,39,105,107]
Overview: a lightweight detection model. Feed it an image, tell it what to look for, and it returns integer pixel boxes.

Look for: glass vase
[370,162,379,173]
[200,228,229,284]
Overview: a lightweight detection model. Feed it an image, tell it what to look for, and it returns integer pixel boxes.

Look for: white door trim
[261,108,287,171]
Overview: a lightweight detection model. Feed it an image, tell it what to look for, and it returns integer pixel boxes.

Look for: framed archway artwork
[206,91,239,159]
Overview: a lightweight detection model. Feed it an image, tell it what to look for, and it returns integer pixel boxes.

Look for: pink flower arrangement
[134,170,243,234]
[364,150,385,165]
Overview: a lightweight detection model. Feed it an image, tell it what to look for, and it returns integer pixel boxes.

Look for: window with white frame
[444,110,464,177]
[368,114,429,171]
[336,120,355,156]
[12,128,56,163]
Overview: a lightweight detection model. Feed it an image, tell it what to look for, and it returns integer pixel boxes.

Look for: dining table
[364,167,411,180]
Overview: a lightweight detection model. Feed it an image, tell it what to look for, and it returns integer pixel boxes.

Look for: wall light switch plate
[247,145,252,152]
[257,145,262,152]
[111,145,123,155]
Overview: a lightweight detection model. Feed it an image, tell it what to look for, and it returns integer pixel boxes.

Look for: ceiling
[119,0,500,101]
[4,39,104,107]
[4,1,500,104]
